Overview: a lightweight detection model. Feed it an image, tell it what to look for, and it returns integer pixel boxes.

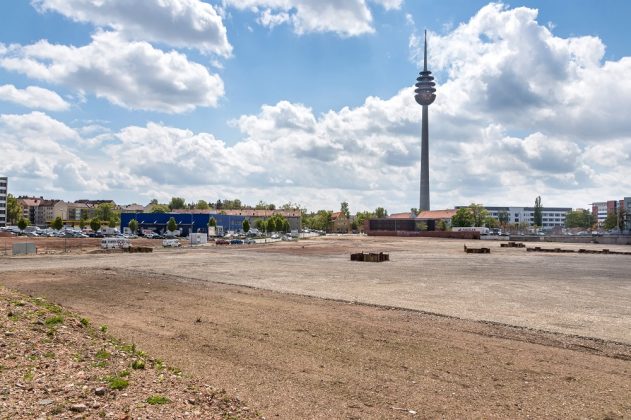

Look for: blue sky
[1,1,630,212]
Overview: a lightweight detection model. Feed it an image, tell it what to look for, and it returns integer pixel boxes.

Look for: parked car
[244,238,256,245]
[215,239,230,245]
[230,239,244,245]
[162,239,181,247]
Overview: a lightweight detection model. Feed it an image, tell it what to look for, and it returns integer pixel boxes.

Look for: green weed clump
[106,376,129,390]
[146,395,170,405]
[45,315,64,326]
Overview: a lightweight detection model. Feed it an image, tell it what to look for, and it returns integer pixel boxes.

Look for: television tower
[414,30,436,211]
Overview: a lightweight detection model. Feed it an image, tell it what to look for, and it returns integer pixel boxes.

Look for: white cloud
[225,0,376,36]
[32,0,232,56]
[0,31,224,113]
[4,3,631,212]
[0,84,69,111]
[369,0,403,10]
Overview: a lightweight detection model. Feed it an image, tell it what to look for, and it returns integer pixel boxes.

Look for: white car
[162,239,181,247]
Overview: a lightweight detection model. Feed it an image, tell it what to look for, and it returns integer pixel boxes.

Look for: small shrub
[146,395,170,405]
[119,369,130,377]
[95,349,111,360]
[43,352,55,359]
[131,359,145,370]
[100,325,108,333]
[80,318,90,327]
[106,376,129,390]
[93,360,108,368]
[45,315,64,326]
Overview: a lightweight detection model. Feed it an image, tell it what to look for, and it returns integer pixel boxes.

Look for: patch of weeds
[146,395,170,405]
[95,349,111,360]
[11,300,26,307]
[8,313,19,321]
[100,325,108,333]
[46,328,56,338]
[45,315,64,326]
[154,359,165,370]
[73,353,85,363]
[50,405,64,415]
[106,375,129,391]
[120,343,137,354]
[80,317,90,327]
[118,369,130,377]
[93,360,108,368]
[167,366,182,375]
[23,369,34,381]
[43,351,55,359]
[26,354,39,361]
[131,359,145,370]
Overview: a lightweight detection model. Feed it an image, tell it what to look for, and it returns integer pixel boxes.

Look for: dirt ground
[1,236,631,418]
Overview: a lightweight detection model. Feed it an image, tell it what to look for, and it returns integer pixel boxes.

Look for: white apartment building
[457,205,572,229]
[0,177,7,227]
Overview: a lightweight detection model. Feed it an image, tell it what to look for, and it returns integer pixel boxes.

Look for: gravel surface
[1,236,630,343]
[0,287,257,419]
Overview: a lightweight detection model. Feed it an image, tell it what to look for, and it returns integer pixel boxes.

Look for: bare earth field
[1,236,631,418]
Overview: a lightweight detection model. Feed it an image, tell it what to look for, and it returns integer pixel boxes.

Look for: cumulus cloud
[4,3,631,211]
[0,31,224,113]
[0,84,69,111]
[32,0,232,56]
[413,3,631,142]
[225,0,376,36]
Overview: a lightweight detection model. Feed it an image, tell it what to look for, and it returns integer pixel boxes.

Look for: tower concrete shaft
[414,30,436,211]
[420,105,429,211]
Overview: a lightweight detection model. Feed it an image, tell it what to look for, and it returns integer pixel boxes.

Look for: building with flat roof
[456,206,572,229]
[0,177,7,227]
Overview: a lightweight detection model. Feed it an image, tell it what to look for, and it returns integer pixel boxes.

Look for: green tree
[167,217,177,233]
[533,196,543,227]
[51,216,63,231]
[79,215,88,230]
[266,217,277,232]
[195,200,210,210]
[208,217,217,227]
[7,194,23,225]
[96,203,119,225]
[149,198,159,205]
[169,197,186,210]
[282,219,290,233]
[351,220,358,231]
[255,219,266,232]
[437,220,447,231]
[410,208,419,217]
[242,219,250,233]
[151,204,170,213]
[451,207,474,227]
[354,211,374,229]
[17,217,29,231]
[484,216,499,229]
[374,207,387,218]
[128,219,138,234]
[90,217,101,232]
[603,212,618,230]
[469,203,489,227]
[340,202,350,218]
[565,210,592,228]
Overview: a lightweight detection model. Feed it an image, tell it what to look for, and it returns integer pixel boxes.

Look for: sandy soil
[1,236,631,418]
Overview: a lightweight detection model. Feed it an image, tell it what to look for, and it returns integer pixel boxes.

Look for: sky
[1,1,630,213]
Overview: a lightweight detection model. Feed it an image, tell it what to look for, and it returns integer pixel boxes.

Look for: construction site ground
[1,236,630,418]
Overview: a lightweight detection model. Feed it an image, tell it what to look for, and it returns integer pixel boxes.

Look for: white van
[162,239,181,248]
[101,237,131,250]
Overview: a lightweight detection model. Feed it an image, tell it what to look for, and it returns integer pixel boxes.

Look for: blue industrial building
[120,212,246,236]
